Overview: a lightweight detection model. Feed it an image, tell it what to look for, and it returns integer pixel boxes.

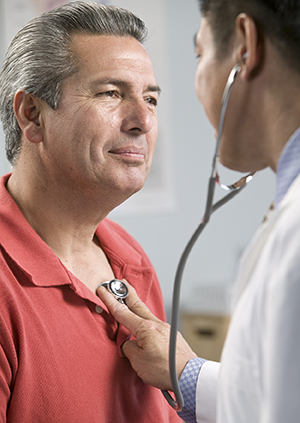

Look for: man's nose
[121,98,155,135]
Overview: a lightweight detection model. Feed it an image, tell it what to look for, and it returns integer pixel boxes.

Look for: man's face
[39,34,160,200]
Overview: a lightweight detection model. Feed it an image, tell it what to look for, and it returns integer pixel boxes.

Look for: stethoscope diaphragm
[98,279,129,304]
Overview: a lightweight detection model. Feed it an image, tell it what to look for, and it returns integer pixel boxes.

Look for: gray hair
[0,1,148,165]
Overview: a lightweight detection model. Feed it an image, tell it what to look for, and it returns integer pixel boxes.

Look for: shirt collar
[276,126,300,207]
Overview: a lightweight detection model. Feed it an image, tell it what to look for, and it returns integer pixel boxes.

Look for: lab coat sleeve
[195,360,220,423]
[260,207,300,423]
[178,359,219,423]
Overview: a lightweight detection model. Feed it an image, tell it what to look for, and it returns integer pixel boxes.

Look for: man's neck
[6,168,116,292]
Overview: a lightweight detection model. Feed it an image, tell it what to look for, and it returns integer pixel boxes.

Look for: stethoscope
[162,57,255,411]
[98,279,129,304]
[99,58,254,412]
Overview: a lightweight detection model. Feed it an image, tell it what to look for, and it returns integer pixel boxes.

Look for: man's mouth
[109,146,146,162]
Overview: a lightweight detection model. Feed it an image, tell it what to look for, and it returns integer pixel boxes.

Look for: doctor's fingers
[122,281,162,322]
[122,324,173,391]
[97,284,161,337]
[123,322,198,390]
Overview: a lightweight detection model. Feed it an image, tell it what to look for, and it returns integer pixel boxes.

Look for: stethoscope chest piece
[98,279,129,304]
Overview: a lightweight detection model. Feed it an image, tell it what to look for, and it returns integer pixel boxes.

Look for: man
[98,1,300,422]
[0,2,180,422]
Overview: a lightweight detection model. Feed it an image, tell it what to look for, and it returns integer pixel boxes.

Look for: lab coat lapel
[233,211,277,304]
[234,172,300,304]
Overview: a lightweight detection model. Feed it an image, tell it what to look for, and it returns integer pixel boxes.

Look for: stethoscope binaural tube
[163,61,255,411]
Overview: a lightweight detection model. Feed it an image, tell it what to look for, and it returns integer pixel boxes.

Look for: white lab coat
[195,172,300,423]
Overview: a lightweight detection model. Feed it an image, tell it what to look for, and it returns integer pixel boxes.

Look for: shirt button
[95,305,103,314]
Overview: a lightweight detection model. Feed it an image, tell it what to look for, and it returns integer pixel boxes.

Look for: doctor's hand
[97,281,197,391]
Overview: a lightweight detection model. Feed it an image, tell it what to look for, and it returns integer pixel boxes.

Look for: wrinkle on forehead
[69,33,157,82]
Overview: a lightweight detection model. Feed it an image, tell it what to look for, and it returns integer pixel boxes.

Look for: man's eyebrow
[147,84,162,96]
[89,78,161,95]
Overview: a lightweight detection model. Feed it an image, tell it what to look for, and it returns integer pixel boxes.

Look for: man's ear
[13,91,44,143]
[234,13,263,80]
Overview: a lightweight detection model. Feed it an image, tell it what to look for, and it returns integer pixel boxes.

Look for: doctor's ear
[13,91,44,144]
[234,13,263,80]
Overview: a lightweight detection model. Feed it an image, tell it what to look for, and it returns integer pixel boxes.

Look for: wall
[0,0,275,317]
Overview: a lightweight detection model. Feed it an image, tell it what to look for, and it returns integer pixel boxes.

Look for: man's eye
[97,90,119,98]
[145,97,158,107]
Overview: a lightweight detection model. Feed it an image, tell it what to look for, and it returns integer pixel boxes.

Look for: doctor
[97,0,300,422]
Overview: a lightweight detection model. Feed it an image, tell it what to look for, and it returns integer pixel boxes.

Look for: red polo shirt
[0,174,180,423]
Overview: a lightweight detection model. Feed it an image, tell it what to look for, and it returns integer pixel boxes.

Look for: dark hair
[198,0,300,69]
[0,1,147,165]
